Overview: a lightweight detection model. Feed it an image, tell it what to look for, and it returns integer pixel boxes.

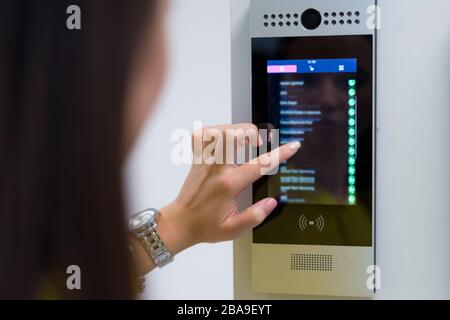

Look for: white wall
[125,0,450,299]
[124,0,233,299]
[376,0,450,299]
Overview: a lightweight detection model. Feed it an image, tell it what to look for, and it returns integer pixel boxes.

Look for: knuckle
[242,123,259,137]
[249,124,259,134]
[205,126,224,138]
[246,125,260,143]
[216,174,234,193]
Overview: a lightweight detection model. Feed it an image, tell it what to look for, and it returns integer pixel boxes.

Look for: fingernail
[263,198,278,213]
[288,141,301,151]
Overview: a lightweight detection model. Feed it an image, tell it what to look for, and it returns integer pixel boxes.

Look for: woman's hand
[157,123,301,255]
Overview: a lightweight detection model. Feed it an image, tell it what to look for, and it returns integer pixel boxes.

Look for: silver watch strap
[129,208,174,269]
[139,227,174,268]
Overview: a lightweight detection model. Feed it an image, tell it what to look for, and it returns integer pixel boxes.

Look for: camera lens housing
[301,9,322,30]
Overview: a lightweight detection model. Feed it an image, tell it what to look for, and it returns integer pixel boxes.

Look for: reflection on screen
[267,59,358,206]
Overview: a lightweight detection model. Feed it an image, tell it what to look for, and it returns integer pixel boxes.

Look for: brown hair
[0,0,157,299]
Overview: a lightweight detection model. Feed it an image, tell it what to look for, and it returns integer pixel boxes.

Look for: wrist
[158,202,193,255]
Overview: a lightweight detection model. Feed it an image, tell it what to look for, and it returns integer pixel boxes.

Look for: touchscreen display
[267,58,358,206]
[252,35,373,246]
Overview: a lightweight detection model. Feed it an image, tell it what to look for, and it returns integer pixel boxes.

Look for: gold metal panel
[252,243,374,298]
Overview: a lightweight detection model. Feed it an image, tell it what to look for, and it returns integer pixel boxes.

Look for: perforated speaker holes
[263,12,300,28]
[263,11,360,28]
[323,11,360,26]
[290,253,333,272]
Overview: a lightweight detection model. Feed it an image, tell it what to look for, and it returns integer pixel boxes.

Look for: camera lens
[301,9,322,30]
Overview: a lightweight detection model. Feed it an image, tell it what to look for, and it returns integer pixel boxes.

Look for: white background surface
[125,0,450,299]
[375,0,450,299]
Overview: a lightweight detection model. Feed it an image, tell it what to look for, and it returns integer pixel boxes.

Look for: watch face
[129,210,155,230]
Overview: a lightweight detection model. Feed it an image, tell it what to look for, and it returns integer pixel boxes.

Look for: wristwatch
[128,208,174,268]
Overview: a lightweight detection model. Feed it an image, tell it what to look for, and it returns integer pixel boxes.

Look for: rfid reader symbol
[299,214,325,232]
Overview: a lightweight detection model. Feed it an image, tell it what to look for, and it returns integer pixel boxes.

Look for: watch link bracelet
[128,208,174,268]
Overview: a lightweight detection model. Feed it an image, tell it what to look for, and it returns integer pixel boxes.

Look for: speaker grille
[322,10,360,26]
[262,11,361,28]
[262,12,301,28]
[290,253,333,272]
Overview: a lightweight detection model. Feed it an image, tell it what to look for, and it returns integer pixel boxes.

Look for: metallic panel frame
[249,0,377,298]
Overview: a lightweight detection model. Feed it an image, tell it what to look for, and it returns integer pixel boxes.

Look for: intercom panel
[251,0,376,298]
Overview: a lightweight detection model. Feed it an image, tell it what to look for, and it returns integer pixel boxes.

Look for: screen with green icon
[252,35,373,246]
[267,59,359,206]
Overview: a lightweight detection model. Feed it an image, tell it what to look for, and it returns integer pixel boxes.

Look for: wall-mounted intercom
[250,0,377,298]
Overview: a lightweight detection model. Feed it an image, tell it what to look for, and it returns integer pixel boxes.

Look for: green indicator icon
[348,176,356,185]
[349,185,356,194]
[349,128,356,136]
[348,195,356,204]
[348,98,356,107]
[348,157,356,165]
[348,147,356,156]
[348,108,356,116]
[349,137,356,146]
[348,88,356,96]
[349,118,356,126]
[348,166,356,175]
[348,79,356,87]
